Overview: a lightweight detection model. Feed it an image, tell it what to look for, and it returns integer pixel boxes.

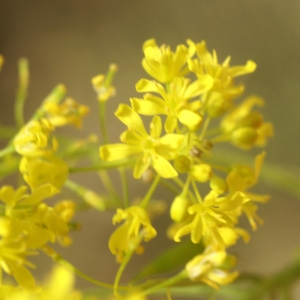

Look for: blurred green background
[0,0,300,297]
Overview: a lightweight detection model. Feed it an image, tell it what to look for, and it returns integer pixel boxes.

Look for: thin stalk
[98,64,118,144]
[113,235,143,297]
[32,84,66,120]
[138,271,187,297]
[0,144,15,158]
[191,180,203,203]
[15,58,29,128]
[99,101,109,144]
[140,174,160,208]
[198,117,211,141]
[98,171,122,207]
[41,245,123,290]
[119,167,129,207]
[69,158,134,173]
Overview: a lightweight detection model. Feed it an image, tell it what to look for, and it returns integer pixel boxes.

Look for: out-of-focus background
[0,0,300,297]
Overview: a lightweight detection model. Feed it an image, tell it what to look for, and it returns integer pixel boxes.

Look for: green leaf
[132,239,204,282]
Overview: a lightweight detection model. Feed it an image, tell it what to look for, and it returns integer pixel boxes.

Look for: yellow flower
[141,39,192,83]
[44,98,89,128]
[13,119,58,157]
[131,76,213,133]
[185,247,238,289]
[0,183,76,290]
[0,217,37,290]
[0,265,82,300]
[173,191,249,248]
[189,40,256,97]
[100,104,184,178]
[108,206,157,262]
[220,96,273,149]
[226,152,270,230]
[20,156,68,192]
[92,64,118,102]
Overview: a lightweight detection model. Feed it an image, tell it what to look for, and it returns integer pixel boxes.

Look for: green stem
[32,84,66,120]
[0,144,15,158]
[69,158,134,173]
[138,270,187,297]
[98,171,122,207]
[99,101,109,144]
[41,245,123,290]
[119,167,129,207]
[198,117,211,141]
[191,179,203,203]
[140,174,160,208]
[98,64,118,144]
[15,58,29,128]
[113,235,143,297]
[65,179,106,211]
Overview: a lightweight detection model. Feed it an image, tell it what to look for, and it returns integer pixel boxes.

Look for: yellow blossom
[92,63,117,102]
[185,247,238,289]
[100,104,184,178]
[0,265,82,300]
[189,40,256,98]
[220,96,274,149]
[131,76,213,132]
[226,152,270,230]
[13,119,58,157]
[141,39,193,83]
[173,191,249,248]
[108,206,157,262]
[19,156,68,192]
[44,98,89,128]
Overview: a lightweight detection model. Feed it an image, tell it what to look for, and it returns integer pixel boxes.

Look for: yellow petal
[100,144,141,161]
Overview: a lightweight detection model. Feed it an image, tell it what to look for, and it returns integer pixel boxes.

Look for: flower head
[221,96,273,149]
[13,119,58,157]
[44,98,89,128]
[173,191,249,248]
[142,39,192,83]
[19,156,68,192]
[131,76,213,133]
[108,206,157,262]
[185,247,238,289]
[100,104,184,178]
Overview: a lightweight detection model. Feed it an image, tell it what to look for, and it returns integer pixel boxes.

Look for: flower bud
[170,195,190,222]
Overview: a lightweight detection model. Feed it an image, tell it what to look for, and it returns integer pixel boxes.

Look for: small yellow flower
[44,98,89,128]
[100,104,184,178]
[108,206,157,262]
[0,265,82,300]
[131,76,212,132]
[19,156,69,192]
[141,39,192,83]
[226,152,270,230]
[189,40,256,98]
[13,119,58,157]
[173,191,249,247]
[185,247,238,289]
[92,64,118,102]
[221,96,274,149]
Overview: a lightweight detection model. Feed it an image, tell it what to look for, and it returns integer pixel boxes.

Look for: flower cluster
[100,39,273,290]
[0,39,273,299]
[0,59,90,290]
